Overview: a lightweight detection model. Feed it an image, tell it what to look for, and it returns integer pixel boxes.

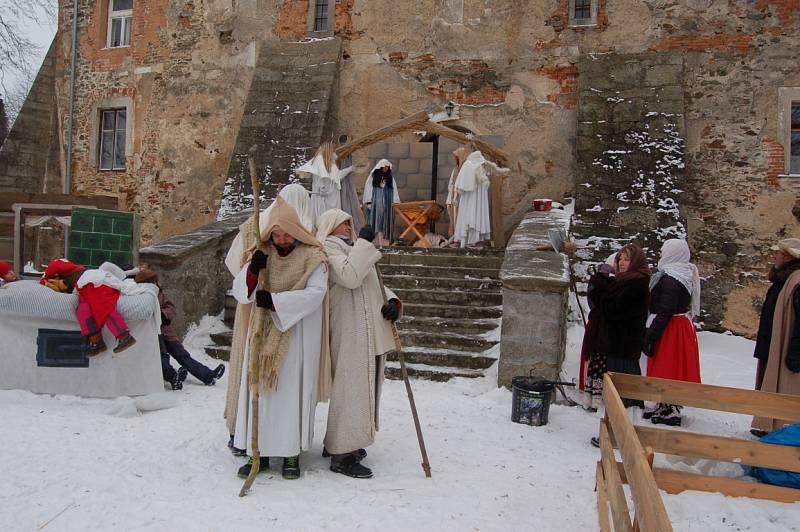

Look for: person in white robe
[446,145,470,240]
[296,141,343,226]
[453,150,508,247]
[362,159,401,247]
[222,184,313,453]
[231,197,331,480]
[316,210,402,479]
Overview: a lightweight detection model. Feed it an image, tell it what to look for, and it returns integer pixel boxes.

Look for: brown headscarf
[615,243,651,282]
[134,269,159,285]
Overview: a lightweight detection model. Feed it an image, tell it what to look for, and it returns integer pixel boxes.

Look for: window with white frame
[792,102,800,175]
[107,0,133,48]
[570,0,598,26]
[98,109,127,171]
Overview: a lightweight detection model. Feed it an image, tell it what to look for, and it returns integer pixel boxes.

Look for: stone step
[379,263,500,280]
[205,345,230,361]
[398,329,497,353]
[380,250,504,269]
[390,346,496,369]
[383,274,503,291]
[397,315,499,335]
[391,287,502,307]
[210,331,233,347]
[401,303,502,320]
[384,361,484,382]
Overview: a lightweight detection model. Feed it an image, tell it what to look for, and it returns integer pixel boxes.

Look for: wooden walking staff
[374,263,432,478]
[239,155,264,497]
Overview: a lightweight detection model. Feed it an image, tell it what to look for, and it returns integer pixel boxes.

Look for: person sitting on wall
[0,261,19,287]
[134,269,225,390]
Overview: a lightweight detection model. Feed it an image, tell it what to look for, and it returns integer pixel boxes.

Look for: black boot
[651,404,682,426]
[282,455,300,480]
[237,456,269,478]
[113,330,137,354]
[170,367,187,390]
[330,455,373,479]
[228,434,246,456]
[86,333,107,357]
[204,364,225,386]
[323,447,367,461]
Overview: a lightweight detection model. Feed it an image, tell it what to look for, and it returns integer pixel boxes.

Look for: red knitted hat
[0,261,11,277]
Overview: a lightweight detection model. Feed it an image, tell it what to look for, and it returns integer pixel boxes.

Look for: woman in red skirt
[643,239,701,426]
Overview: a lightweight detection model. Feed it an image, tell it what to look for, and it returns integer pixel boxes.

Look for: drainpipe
[65,0,80,194]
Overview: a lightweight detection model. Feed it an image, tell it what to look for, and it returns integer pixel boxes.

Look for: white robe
[232,263,328,457]
[453,151,507,247]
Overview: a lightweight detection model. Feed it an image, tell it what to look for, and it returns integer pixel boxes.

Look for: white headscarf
[316,209,356,243]
[657,239,701,319]
[224,184,314,276]
[362,159,400,206]
[295,152,343,188]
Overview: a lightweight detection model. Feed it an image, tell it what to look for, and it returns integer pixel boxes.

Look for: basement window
[792,103,800,174]
[107,0,133,48]
[98,109,127,171]
[314,0,329,32]
[570,0,598,26]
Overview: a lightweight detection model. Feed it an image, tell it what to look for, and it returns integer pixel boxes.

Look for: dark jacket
[158,291,179,342]
[644,274,691,356]
[754,262,800,373]
[588,272,650,359]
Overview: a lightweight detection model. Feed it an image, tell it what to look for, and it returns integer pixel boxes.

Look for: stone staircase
[204,247,504,382]
[219,37,342,217]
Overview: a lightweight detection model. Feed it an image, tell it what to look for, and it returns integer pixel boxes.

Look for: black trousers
[160,336,213,384]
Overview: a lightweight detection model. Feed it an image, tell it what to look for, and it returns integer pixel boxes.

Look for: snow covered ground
[0,315,798,531]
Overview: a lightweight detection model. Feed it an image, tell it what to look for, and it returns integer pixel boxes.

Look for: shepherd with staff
[231,193,331,485]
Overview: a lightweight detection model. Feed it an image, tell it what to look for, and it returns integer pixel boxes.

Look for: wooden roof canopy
[335,110,509,168]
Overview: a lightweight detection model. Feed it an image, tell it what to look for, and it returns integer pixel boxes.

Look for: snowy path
[0,316,798,531]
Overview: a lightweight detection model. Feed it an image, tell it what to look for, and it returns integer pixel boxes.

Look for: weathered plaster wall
[53,0,275,245]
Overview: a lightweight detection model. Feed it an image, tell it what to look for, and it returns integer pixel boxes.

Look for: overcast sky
[2,0,58,118]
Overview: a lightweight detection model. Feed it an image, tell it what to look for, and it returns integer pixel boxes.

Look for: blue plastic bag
[751,423,800,489]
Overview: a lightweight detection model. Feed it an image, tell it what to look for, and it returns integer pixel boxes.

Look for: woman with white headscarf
[643,238,702,427]
[296,142,343,226]
[363,159,400,247]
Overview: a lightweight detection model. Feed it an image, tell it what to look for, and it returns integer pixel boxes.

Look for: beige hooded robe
[316,209,400,455]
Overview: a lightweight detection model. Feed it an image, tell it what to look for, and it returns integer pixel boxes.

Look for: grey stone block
[388,143,410,159]
[406,173,430,190]
[398,158,420,174]
[409,142,432,159]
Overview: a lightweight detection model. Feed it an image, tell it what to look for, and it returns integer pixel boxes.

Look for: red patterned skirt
[646,315,701,383]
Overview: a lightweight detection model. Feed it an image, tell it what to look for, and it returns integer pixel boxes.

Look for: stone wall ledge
[139,212,250,263]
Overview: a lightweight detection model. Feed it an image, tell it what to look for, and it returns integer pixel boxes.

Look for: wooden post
[489,174,505,248]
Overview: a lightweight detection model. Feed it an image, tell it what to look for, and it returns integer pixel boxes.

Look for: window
[792,103,800,174]
[107,0,133,48]
[314,0,329,32]
[570,0,597,26]
[98,109,127,171]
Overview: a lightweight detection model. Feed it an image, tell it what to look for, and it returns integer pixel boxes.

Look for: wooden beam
[615,463,800,504]
[0,193,119,212]
[609,373,800,422]
[596,461,612,532]
[603,375,674,532]
[600,420,634,532]
[335,111,431,162]
[489,174,505,249]
[632,425,800,473]
[420,120,508,167]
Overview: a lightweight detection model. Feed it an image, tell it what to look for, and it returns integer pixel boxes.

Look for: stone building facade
[1,0,799,334]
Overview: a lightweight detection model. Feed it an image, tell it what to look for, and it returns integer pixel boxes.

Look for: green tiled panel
[69,208,136,267]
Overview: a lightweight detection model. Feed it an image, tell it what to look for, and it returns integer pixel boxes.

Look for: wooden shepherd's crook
[374,263,432,478]
[239,155,263,497]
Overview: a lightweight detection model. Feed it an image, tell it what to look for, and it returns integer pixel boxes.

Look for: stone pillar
[498,209,570,387]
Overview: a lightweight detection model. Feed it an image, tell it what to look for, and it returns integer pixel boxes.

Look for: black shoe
[228,435,246,456]
[282,455,300,480]
[322,447,367,461]
[651,405,682,426]
[330,455,373,479]
[643,403,667,420]
[205,364,225,386]
[169,369,186,391]
[750,429,768,438]
[86,333,107,357]
[590,436,600,448]
[113,330,137,354]
[237,457,269,478]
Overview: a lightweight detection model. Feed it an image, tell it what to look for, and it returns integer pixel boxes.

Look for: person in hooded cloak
[362,159,400,247]
[316,211,402,478]
[296,142,343,226]
[230,197,331,480]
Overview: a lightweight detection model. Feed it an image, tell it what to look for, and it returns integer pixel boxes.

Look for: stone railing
[138,213,250,338]
[498,208,571,387]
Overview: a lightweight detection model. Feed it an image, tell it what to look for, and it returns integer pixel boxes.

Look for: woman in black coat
[584,244,651,416]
